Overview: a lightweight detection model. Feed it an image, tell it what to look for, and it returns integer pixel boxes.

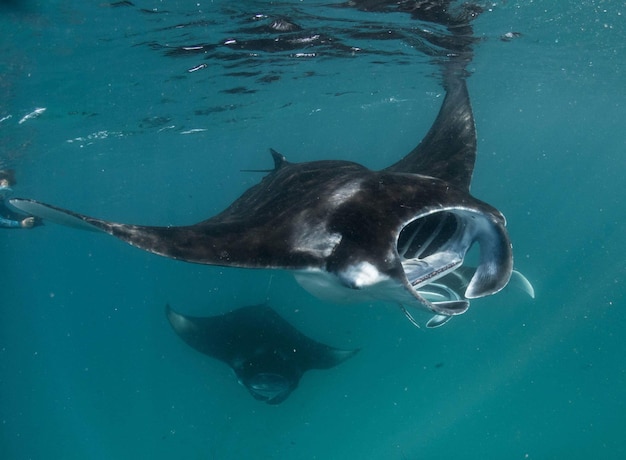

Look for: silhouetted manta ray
[166,304,358,404]
[10,72,513,328]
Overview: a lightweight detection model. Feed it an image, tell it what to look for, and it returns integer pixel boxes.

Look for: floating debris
[18,107,46,124]
[187,63,208,73]
[180,128,208,135]
[500,31,522,42]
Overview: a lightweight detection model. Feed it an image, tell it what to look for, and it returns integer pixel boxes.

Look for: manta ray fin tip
[269,148,287,170]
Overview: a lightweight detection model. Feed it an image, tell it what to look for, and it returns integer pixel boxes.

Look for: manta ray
[166,304,358,404]
[10,71,513,328]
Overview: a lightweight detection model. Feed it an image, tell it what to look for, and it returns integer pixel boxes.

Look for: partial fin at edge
[9,198,102,232]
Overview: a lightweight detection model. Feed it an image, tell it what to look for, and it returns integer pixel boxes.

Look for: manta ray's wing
[165,304,359,369]
[8,155,368,270]
[383,76,476,191]
[165,304,358,404]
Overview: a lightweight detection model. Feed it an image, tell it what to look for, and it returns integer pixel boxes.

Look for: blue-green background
[1,1,624,458]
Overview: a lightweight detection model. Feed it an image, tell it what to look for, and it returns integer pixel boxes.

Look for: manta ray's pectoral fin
[314,346,360,369]
[10,198,275,267]
[9,198,176,255]
[383,76,476,191]
[9,198,102,232]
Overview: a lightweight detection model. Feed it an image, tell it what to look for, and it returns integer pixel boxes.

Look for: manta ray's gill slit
[398,212,459,260]
[409,260,460,288]
[423,214,459,258]
[397,219,425,257]
[411,215,449,259]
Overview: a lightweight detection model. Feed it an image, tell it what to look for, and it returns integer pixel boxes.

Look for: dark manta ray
[10,73,513,328]
[166,304,358,404]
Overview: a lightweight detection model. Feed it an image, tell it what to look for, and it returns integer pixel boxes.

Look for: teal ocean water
[1,1,625,459]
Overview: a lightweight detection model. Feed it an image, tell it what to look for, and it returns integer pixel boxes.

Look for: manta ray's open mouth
[247,373,292,404]
[399,211,463,281]
[398,208,513,321]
